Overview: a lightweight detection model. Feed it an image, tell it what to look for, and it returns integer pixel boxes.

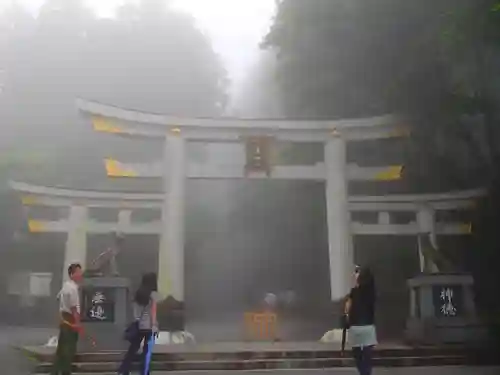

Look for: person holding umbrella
[344,266,377,375]
[118,273,159,375]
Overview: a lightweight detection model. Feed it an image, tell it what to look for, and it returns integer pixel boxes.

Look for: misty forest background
[0,0,499,341]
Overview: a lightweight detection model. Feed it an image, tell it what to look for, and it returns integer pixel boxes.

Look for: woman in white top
[118,273,159,375]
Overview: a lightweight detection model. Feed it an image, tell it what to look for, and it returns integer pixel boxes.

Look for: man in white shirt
[51,263,83,375]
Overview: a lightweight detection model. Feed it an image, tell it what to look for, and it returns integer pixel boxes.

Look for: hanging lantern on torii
[244,136,273,177]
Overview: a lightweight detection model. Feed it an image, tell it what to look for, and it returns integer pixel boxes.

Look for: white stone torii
[11,181,479,299]
[75,99,406,303]
[10,100,480,305]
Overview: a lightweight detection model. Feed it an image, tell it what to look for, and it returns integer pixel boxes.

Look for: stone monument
[86,232,124,277]
[405,232,486,345]
[406,273,486,345]
[80,233,131,350]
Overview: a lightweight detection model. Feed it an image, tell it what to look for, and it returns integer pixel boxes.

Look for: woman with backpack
[118,273,159,375]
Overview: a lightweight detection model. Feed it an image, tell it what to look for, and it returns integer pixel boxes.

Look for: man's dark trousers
[51,314,78,375]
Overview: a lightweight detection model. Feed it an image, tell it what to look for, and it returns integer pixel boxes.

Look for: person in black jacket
[344,266,377,375]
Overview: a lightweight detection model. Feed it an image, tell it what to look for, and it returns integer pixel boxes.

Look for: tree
[230,50,283,118]
[0,0,229,244]
[401,1,500,190]
[264,0,500,188]
[0,0,228,190]
[265,0,500,341]
[264,0,453,119]
[84,0,228,116]
[73,0,228,190]
[439,1,500,342]
[0,0,95,152]
[0,2,36,148]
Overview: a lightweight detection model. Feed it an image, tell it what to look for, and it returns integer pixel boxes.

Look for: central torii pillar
[325,131,353,304]
[158,129,186,301]
[157,129,187,331]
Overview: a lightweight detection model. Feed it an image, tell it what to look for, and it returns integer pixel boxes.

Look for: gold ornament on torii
[244,136,274,177]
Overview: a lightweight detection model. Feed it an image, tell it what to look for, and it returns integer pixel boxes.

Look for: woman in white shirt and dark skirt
[344,266,377,375]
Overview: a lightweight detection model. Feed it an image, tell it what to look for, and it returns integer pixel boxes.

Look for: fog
[0,0,494,346]
[0,0,335,340]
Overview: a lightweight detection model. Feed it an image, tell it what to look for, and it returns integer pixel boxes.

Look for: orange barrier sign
[244,311,277,341]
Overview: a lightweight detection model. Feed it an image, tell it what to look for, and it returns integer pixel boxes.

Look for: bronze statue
[418,232,454,273]
[86,232,124,277]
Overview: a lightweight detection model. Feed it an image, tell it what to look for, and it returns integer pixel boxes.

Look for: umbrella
[341,325,347,355]
[144,334,156,375]
[340,314,348,356]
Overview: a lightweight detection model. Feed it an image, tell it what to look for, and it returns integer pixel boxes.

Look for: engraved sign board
[432,285,463,318]
[81,288,115,323]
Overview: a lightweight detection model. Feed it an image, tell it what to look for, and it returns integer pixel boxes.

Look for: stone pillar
[117,210,132,232]
[378,211,391,225]
[158,131,186,301]
[416,205,438,273]
[63,206,88,282]
[324,134,353,301]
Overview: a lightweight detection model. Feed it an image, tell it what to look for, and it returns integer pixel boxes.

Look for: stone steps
[33,356,480,373]
[21,343,500,373]
[32,352,500,373]
[21,346,483,362]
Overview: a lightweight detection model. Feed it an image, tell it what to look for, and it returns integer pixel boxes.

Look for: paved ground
[0,325,56,375]
[144,369,500,375]
[1,325,499,375]
[26,337,409,356]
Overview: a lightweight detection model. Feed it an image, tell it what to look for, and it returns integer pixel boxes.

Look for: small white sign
[29,273,52,297]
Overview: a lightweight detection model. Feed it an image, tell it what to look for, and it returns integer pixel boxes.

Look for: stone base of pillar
[79,277,130,351]
[405,274,488,345]
[157,296,185,332]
